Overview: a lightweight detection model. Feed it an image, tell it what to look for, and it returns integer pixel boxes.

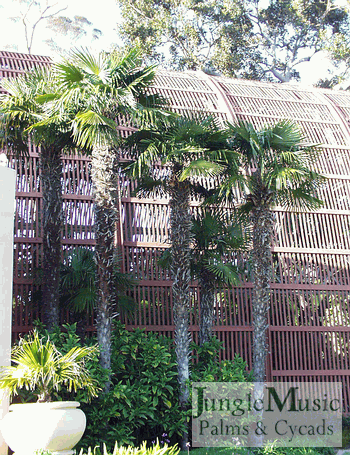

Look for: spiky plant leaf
[0,331,100,402]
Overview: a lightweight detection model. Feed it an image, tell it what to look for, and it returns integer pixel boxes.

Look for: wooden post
[0,163,16,455]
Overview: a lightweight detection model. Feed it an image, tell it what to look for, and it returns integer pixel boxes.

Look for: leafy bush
[29,322,184,450]
[191,338,252,383]
[78,323,185,450]
[24,323,249,451]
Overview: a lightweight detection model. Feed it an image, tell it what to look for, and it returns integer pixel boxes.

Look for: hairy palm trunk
[40,146,62,330]
[251,203,273,382]
[199,273,215,346]
[169,175,192,450]
[91,146,119,378]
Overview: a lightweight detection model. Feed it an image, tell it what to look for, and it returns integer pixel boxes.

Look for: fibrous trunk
[169,176,191,450]
[251,204,273,382]
[199,275,215,346]
[40,146,62,330]
[91,146,119,380]
[37,389,51,403]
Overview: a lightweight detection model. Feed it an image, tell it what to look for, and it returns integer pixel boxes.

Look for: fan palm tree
[60,247,136,325]
[191,210,247,345]
[223,120,325,381]
[159,209,247,346]
[125,114,228,449]
[50,48,162,374]
[0,67,78,330]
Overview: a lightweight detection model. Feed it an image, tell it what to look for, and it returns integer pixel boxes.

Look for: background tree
[9,0,67,53]
[6,0,102,54]
[320,12,350,88]
[247,0,349,82]
[125,115,228,449]
[117,0,349,82]
[223,120,324,381]
[44,15,102,53]
[117,0,260,78]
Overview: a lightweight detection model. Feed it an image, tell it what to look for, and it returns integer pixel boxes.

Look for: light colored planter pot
[0,401,86,455]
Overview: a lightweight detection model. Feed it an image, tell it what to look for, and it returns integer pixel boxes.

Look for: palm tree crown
[225,120,324,211]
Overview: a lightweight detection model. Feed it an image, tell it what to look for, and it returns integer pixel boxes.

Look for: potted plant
[0,330,100,455]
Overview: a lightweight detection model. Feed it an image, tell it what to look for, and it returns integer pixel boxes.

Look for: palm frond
[179,159,225,181]
[72,110,120,148]
[204,261,240,286]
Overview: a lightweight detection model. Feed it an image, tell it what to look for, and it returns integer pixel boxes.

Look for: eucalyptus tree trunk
[199,273,215,346]
[169,175,192,451]
[251,203,273,382]
[91,146,119,380]
[40,146,62,330]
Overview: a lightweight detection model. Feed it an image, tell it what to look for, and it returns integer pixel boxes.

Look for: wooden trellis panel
[2,51,350,411]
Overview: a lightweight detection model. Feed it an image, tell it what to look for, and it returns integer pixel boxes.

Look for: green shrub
[25,323,249,451]
[78,323,185,449]
[29,322,184,449]
[191,338,252,383]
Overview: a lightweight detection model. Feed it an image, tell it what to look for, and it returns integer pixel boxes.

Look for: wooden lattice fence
[1,51,350,411]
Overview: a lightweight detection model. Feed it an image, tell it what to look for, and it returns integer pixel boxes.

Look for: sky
[0,0,338,86]
[0,0,122,57]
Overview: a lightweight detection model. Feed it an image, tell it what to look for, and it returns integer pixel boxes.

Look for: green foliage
[251,446,335,455]
[0,329,99,403]
[224,120,325,211]
[28,324,249,451]
[0,66,77,154]
[79,440,179,455]
[60,248,96,314]
[125,115,228,184]
[52,47,164,150]
[117,0,349,83]
[159,209,248,286]
[77,323,184,449]
[60,247,137,316]
[191,209,248,285]
[118,0,255,77]
[191,338,252,383]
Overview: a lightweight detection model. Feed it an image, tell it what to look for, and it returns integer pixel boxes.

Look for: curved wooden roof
[0,51,51,92]
[2,51,350,403]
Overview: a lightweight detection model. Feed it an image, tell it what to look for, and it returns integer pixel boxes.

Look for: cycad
[0,331,99,403]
